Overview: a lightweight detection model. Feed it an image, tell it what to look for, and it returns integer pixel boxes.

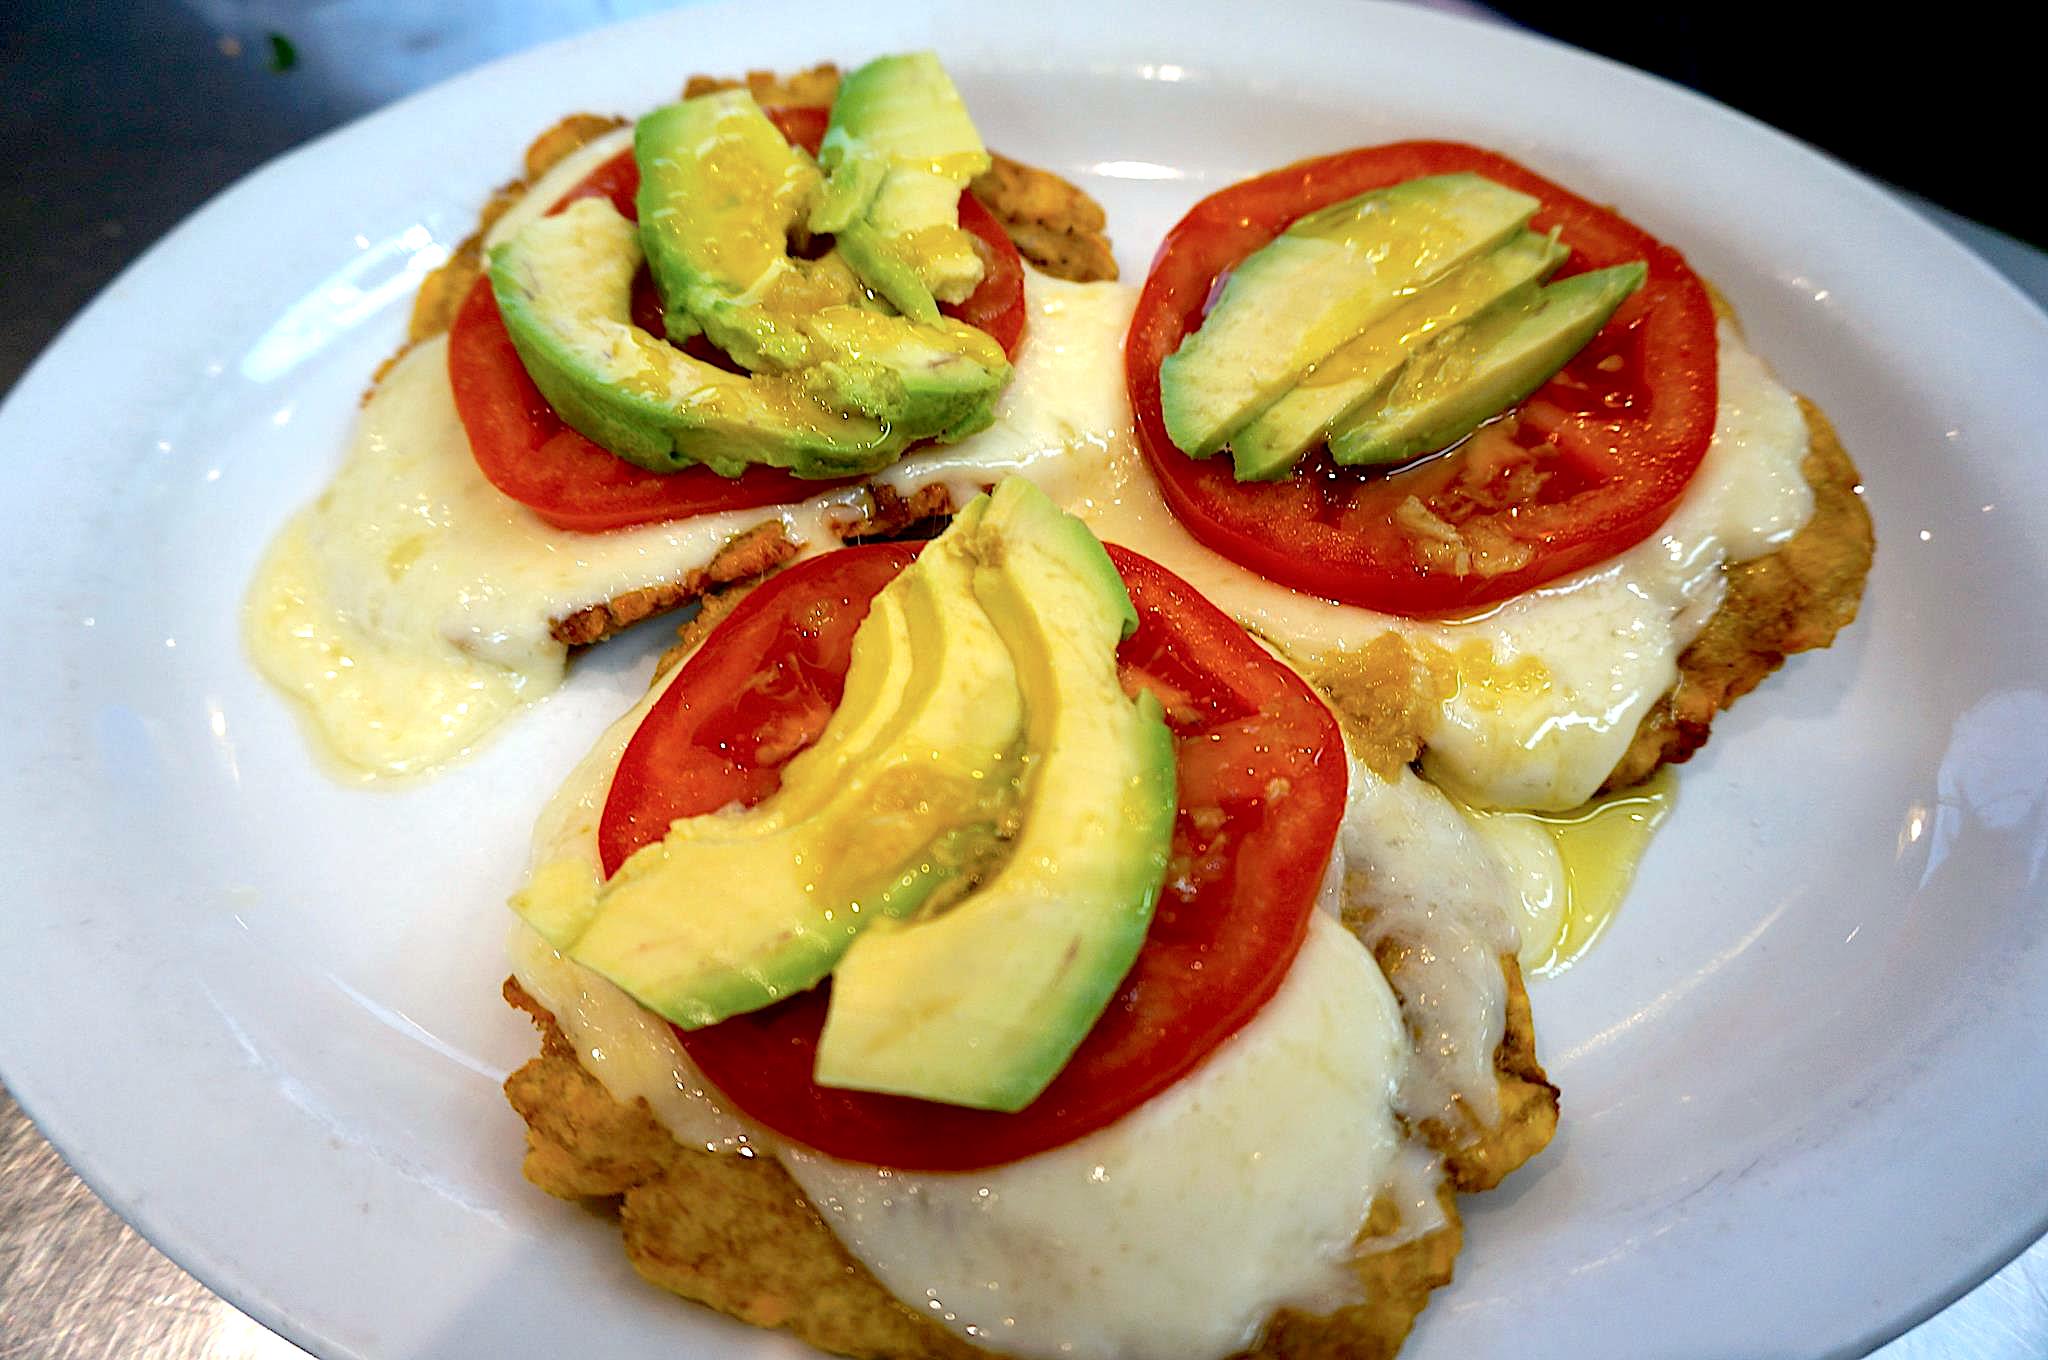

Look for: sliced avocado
[1227,228,1569,481]
[635,89,1011,442]
[512,583,925,951]
[796,304,1009,441]
[813,52,992,324]
[1328,261,1648,467]
[678,576,921,840]
[512,510,1027,1029]
[635,91,848,368]
[487,198,906,478]
[815,479,1176,1113]
[1158,174,1541,460]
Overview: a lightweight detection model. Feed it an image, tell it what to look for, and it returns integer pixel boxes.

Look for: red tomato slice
[448,106,1028,534]
[596,543,1348,1171]
[1125,141,1719,617]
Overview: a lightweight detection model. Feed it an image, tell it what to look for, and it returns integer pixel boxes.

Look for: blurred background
[1491,7,2031,244]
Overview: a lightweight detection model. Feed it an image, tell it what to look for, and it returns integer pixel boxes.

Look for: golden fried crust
[633,480,965,674]
[503,980,677,1197]
[1368,943,1559,1193]
[971,153,1120,284]
[683,65,844,108]
[1445,955,1558,1193]
[547,520,799,647]
[622,1160,985,1360]
[1242,1188,1461,1360]
[1603,398,1873,791]
[503,978,1467,1360]
[641,481,966,673]
[655,584,754,678]
[502,981,987,1360]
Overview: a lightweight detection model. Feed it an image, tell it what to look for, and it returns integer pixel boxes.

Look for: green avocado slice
[814,479,1177,1113]
[1157,173,1541,460]
[813,51,992,324]
[487,198,907,477]
[635,92,845,368]
[672,576,921,843]
[1329,261,1648,467]
[635,89,1010,441]
[512,506,1027,1030]
[1227,228,1569,481]
[795,304,1011,443]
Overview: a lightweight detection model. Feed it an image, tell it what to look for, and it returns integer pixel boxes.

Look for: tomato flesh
[448,106,1028,533]
[597,544,1349,1171]
[597,545,921,869]
[1125,141,1718,617]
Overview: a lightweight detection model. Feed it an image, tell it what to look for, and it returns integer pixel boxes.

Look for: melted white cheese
[1336,760,1519,1128]
[508,661,1426,1360]
[245,269,1139,778]
[783,914,1405,1360]
[507,676,754,1152]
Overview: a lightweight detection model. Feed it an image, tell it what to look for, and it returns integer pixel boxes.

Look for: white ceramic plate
[4,3,2046,1357]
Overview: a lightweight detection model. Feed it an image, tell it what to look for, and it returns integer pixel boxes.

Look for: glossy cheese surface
[783,913,1406,1360]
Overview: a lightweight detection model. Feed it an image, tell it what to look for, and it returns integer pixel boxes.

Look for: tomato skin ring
[447,106,1029,533]
[594,542,1349,1171]
[1124,141,1719,618]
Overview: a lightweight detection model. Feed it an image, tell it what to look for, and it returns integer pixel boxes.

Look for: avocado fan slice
[811,51,993,324]
[1227,227,1569,481]
[635,91,845,369]
[511,497,1028,1030]
[814,478,1178,1113]
[1157,173,1542,461]
[635,87,1010,444]
[1328,261,1649,467]
[487,198,909,478]
[507,588,920,955]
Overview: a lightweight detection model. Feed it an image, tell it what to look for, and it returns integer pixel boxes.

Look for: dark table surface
[4,4,2046,1358]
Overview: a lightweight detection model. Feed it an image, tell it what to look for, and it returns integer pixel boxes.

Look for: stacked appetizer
[244,53,1872,1360]
[244,58,1122,778]
[504,475,1546,1358]
[1109,140,1872,823]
